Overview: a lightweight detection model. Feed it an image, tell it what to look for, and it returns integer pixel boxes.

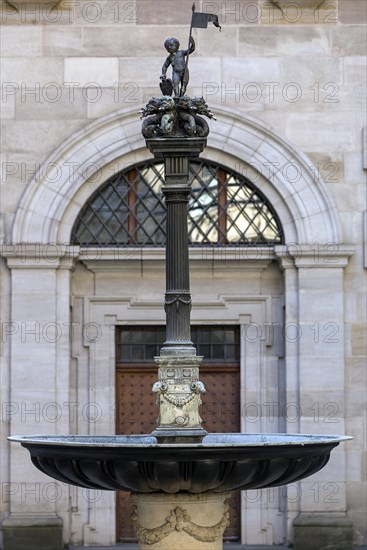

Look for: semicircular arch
[11,106,341,245]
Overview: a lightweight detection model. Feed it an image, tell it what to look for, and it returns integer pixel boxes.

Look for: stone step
[70,546,285,550]
[70,546,367,550]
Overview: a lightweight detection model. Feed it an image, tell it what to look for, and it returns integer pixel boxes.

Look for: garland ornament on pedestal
[131,504,230,545]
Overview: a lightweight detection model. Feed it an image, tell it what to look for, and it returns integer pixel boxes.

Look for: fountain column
[131,130,230,550]
[146,137,208,443]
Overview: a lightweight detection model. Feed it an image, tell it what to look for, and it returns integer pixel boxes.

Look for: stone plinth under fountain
[9,8,351,549]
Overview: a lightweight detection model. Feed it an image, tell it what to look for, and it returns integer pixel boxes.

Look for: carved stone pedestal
[132,492,230,550]
[152,353,206,442]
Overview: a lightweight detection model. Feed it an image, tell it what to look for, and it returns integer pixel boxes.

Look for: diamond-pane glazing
[71,160,283,246]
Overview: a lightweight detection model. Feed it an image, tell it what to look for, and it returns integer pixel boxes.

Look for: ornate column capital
[146,137,207,160]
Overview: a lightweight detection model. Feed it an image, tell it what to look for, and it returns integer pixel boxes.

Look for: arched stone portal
[12,106,341,245]
[4,107,354,547]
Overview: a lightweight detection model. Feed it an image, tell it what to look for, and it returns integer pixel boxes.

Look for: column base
[132,492,230,550]
[293,514,353,550]
[151,427,208,443]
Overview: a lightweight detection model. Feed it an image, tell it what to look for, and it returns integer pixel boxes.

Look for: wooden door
[115,365,157,542]
[199,363,240,541]
[116,326,241,542]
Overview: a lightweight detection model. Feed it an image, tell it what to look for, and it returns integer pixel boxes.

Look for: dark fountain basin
[9,433,351,494]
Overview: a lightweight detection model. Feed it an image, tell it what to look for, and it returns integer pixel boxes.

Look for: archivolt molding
[270,0,325,9]
[5,0,61,10]
[3,0,69,13]
[12,105,341,245]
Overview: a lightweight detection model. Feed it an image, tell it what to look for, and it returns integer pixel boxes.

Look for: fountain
[9,6,351,550]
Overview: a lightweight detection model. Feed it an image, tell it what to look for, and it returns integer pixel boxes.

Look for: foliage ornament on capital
[140,95,215,139]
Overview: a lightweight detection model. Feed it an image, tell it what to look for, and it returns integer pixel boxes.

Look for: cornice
[2,244,79,269]
[275,244,355,269]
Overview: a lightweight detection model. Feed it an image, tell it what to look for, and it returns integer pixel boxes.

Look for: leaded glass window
[71,160,283,246]
[116,325,240,363]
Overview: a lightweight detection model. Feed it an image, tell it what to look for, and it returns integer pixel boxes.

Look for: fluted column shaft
[163,172,192,348]
[146,138,206,354]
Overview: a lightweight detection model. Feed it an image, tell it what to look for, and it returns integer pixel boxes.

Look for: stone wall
[0,0,366,547]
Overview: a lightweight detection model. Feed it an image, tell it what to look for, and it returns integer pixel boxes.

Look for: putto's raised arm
[184,36,195,55]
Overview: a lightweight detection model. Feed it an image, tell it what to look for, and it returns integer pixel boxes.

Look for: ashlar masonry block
[3,516,63,550]
[293,514,353,550]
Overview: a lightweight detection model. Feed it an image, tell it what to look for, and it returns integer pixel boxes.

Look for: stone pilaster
[276,245,355,550]
[2,245,79,550]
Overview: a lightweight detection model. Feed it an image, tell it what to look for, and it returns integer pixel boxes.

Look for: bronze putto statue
[141,3,221,139]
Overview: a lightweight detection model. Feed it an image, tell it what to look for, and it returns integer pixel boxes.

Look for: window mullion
[217,168,227,244]
[127,169,138,244]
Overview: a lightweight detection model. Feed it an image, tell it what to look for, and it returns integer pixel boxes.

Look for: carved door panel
[116,326,241,543]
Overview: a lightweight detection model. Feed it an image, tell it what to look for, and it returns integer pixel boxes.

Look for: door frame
[114,324,242,543]
[75,280,285,545]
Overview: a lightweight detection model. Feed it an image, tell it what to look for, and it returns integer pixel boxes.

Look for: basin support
[146,137,208,443]
[132,492,230,550]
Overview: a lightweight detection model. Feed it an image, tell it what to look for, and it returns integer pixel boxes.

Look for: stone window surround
[11,106,341,246]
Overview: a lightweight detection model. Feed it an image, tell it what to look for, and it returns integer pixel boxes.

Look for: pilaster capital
[270,0,326,9]
[2,0,72,23]
[1,243,80,269]
[275,244,355,269]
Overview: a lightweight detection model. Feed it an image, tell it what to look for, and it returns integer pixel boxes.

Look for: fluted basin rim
[9,433,352,447]
[9,433,352,493]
